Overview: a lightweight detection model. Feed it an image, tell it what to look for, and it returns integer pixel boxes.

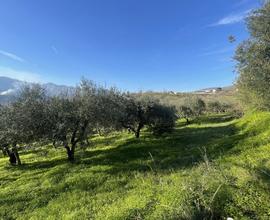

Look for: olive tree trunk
[64,144,75,162]
[135,123,144,138]
[12,146,21,165]
[8,150,17,165]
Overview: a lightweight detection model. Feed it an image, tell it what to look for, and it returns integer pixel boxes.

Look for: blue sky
[0,0,260,91]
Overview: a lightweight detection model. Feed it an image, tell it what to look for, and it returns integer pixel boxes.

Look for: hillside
[136,86,238,110]
[0,76,236,106]
[1,112,269,219]
[0,77,74,104]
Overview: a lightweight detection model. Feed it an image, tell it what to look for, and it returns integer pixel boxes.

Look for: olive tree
[181,97,206,117]
[148,103,177,136]
[116,96,151,138]
[93,86,124,135]
[46,80,100,161]
[0,106,10,159]
[0,85,49,165]
[235,1,270,110]
[177,105,193,124]
[116,96,177,138]
[190,98,206,116]
[207,101,224,114]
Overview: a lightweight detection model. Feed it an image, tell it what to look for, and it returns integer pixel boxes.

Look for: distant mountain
[0,77,23,93]
[42,82,75,97]
[0,76,74,104]
[0,76,235,104]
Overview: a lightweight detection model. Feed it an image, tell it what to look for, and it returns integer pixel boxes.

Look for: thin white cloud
[0,50,25,62]
[51,45,58,54]
[209,9,252,27]
[199,47,235,57]
[0,66,42,83]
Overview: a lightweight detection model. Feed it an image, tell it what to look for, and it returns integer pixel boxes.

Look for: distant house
[210,87,222,93]
[194,87,222,94]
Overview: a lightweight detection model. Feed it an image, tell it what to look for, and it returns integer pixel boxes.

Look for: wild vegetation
[0,1,270,219]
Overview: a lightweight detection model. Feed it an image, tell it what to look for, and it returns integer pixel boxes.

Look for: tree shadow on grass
[4,115,244,177]
[4,157,68,173]
[91,134,126,146]
[6,115,245,178]
[1,116,251,220]
[80,121,244,175]
[254,160,270,188]
[193,114,236,124]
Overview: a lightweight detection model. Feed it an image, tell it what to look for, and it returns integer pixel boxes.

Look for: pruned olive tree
[92,86,124,135]
[0,85,49,165]
[0,105,18,164]
[0,106,10,159]
[116,96,155,138]
[47,95,81,161]
[183,97,206,117]
[206,101,229,114]
[116,95,177,138]
[190,98,206,116]
[148,103,177,136]
[47,80,100,161]
[46,79,121,161]
[177,105,193,124]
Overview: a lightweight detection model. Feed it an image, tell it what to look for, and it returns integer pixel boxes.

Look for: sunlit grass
[0,113,270,219]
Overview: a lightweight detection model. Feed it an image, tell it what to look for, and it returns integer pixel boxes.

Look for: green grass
[1,113,270,219]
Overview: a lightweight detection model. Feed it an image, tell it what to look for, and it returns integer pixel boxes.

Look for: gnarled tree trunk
[8,151,17,165]
[135,130,140,138]
[12,146,21,165]
[64,140,75,162]
[135,123,144,138]
[65,145,75,161]
[4,147,19,165]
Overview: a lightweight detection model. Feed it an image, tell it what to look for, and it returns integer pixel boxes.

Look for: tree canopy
[235,1,270,110]
[0,80,178,164]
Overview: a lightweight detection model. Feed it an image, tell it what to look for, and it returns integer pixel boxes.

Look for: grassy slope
[135,87,239,108]
[0,113,270,219]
